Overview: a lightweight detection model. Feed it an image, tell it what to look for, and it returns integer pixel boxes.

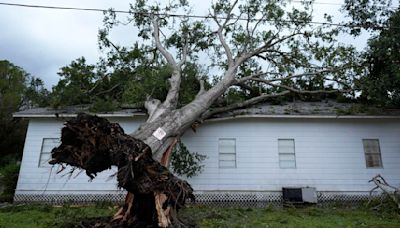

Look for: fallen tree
[368,174,400,211]
[47,0,368,226]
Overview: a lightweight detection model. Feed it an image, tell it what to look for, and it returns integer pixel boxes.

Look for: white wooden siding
[15,117,400,195]
[181,118,400,192]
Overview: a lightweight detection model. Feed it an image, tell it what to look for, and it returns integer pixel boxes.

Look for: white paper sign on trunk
[152,127,166,140]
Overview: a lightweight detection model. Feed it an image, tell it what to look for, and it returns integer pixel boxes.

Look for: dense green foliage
[49,57,210,111]
[171,141,206,178]
[342,0,393,36]
[0,204,399,227]
[361,10,400,106]
[51,57,97,107]
[0,60,28,163]
[342,0,400,107]
[0,60,49,202]
[0,60,48,161]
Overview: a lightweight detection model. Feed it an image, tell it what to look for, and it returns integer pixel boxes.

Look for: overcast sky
[0,0,373,89]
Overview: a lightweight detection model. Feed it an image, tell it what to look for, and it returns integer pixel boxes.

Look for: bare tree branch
[152,17,177,67]
[261,81,345,94]
[152,16,181,110]
[211,0,239,66]
[201,90,290,120]
[243,13,268,53]
[237,32,305,64]
[225,10,244,28]
[237,66,350,84]
[251,14,267,38]
[202,68,352,120]
[95,83,121,96]
[144,97,162,121]
[236,82,261,97]
[178,39,189,67]
[108,39,123,55]
[86,73,112,94]
[195,79,206,98]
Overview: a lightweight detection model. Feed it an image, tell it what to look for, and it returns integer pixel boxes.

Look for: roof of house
[13,101,400,120]
[208,100,400,120]
[13,106,146,118]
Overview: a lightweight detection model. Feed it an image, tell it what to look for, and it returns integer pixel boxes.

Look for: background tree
[0,60,48,201]
[361,10,400,106]
[342,0,400,107]
[0,60,28,163]
[49,0,363,226]
[50,57,98,107]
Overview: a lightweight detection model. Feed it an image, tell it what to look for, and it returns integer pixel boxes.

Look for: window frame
[218,138,236,169]
[278,138,296,169]
[362,139,383,168]
[39,138,60,167]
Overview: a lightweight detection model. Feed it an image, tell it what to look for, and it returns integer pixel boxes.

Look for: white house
[12,102,400,204]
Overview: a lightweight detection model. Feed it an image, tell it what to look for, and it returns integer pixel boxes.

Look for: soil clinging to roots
[49,113,194,227]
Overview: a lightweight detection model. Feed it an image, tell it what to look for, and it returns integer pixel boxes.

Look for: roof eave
[205,114,400,122]
[12,113,147,118]
[13,113,400,120]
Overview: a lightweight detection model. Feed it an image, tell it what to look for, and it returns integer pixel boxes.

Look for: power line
[294,0,397,9]
[0,2,129,13]
[293,0,342,6]
[0,2,395,30]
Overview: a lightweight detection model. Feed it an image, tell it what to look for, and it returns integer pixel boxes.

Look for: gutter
[205,114,400,122]
[13,113,400,120]
[12,113,147,118]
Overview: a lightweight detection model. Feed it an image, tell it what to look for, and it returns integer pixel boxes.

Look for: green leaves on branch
[358,9,400,106]
[0,60,47,165]
[171,140,206,178]
[51,57,97,107]
[50,57,209,111]
[342,0,394,35]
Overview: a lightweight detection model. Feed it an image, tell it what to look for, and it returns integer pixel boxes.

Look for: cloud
[0,0,133,88]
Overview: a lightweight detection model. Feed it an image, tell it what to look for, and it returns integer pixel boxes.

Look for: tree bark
[49,113,194,227]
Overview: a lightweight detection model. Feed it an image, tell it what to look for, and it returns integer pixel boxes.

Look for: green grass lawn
[0,203,399,228]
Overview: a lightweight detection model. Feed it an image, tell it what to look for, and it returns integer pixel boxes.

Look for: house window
[363,139,383,168]
[219,138,236,168]
[39,138,60,167]
[278,139,296,168]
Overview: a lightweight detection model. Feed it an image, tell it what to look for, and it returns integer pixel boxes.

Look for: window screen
[363,139,383,168]
[278,139,296,168]
[39,138,60,167]
[219,138,236,168]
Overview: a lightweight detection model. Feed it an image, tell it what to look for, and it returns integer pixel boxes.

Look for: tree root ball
[49,113,194,227]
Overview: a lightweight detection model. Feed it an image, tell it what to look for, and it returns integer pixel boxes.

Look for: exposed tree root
[49,113,194,227]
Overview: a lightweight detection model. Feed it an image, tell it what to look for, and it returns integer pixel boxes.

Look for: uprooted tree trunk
[49,114,194,227]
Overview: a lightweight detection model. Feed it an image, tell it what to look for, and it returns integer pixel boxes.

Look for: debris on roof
[13,101,400,119]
